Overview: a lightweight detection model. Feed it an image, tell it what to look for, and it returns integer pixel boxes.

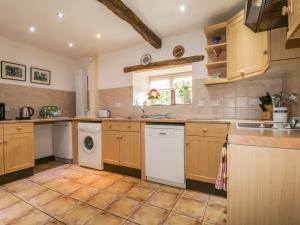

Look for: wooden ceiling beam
[97,0,162,49]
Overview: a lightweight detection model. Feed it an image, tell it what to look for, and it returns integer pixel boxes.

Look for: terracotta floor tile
[209,196,227,208]
[42,196,78,218]
[45,220,65,225]
[43,177,69,190]
[173,198,206,219]
[163,212,201,225]
[4,180,36,194]
[107,197,141,219]
[147,191,179,210]
[90,177,115,189]
[0,201,33,224]
[160,185,184,194]
[130,204,169,225]
[30,173,57,184]
[85,211,125,225]
[203,204,227,225]
[69,165,97,173]
[8,209,52,225]
[122,176,140,184]
[201,222,215,225]
[0,191,20,210]
[182,190,210,203]
[59,203,100,225]
[124,221,139,225]
[126,185,155,202]
[55,180,82,195]
[70,186,99,202]
[28,190,61,208]
[63,170,87,180]
[103,172,124,181]
[16,185,47,201]
[87,190,118,209]
[107,181,134,194]
[76,174,100,185]
[137,180,161,189]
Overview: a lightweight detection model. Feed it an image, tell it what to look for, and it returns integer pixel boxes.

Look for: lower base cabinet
[228,144,300,225]
[185,136,225,183]
[102,122,141,169]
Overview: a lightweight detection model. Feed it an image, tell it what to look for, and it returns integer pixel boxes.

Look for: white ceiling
[0,0,244,59]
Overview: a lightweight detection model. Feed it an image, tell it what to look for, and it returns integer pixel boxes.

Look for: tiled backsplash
[0,83,75,119]
[283,73,300,117]
[98,78,282,119]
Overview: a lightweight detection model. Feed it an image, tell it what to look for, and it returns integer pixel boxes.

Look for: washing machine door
[81,134,96,153]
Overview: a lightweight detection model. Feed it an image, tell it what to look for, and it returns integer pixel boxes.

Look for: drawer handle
[159,132,167,135]
[3,140,8,144]
[185,141,190,145]
[117,136,123,139]
[108,125,112,128]
[202,128,208,133]
[17,127,23,131]
[127,126,132,129]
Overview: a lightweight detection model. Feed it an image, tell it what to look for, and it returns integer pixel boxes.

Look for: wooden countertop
[0,117,72,124]
[228,124,300,149]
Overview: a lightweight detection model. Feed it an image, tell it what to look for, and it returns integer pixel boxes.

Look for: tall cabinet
[0,125,4,175]
[286,0,300,40]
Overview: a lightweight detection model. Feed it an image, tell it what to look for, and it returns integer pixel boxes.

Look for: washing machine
[78,123,103,170]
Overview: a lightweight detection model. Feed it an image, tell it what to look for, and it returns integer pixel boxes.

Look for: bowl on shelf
[211,72,222,80]
[212,36,222,44]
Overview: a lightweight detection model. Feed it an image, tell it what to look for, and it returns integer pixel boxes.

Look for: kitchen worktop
[228,124,300,149]
[0,117,72,124]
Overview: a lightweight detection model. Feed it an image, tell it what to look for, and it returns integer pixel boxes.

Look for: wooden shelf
[205,43,227,52]
[206,61,227,69]
[204,22,227,38]
[124,55,205,73]
[203,78,230,85]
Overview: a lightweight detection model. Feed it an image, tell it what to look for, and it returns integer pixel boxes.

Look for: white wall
[0,36,78,91]
[98,30,207,89]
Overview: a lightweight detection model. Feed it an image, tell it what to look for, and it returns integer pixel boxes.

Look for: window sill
[146,103,192,107]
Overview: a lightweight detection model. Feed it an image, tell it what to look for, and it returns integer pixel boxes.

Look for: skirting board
[186,179,227,197]
[0,168,34,185]
[35,155,55,165]
[104,163,141,178]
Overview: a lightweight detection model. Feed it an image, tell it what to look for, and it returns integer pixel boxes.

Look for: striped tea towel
[215,141,227,191]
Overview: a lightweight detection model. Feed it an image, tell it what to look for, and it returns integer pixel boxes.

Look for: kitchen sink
[236,122,300,130]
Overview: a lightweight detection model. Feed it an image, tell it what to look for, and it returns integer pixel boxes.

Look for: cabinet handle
[282,5,292,16]
[263,50,268,55]
[117,136,123,139]
[240,71,245,76]
[202,128,208,133]
[185,141,190,145]
[108,125,112,128]
[0,141,3,144]
[3,140,8,144]
[17,127,22,131]
[127,126,132,129]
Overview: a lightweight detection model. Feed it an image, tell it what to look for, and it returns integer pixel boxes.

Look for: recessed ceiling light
[96,34,101,38]
[29,26,35,32]
[68,42,74,48]
[180,5,186,12]
[57,12,64,18]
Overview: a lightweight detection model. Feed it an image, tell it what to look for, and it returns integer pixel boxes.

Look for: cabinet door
[102,131,120,165]
[4,133,34,174]
[227,11,269,80]
[287,0,300,39]
[185,136,225,183]
[0,125,4,175]
[119,132,141,169]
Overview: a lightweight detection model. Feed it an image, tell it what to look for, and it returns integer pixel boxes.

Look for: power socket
[5,105,10,112]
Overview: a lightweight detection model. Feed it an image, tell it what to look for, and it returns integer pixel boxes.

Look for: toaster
[98,109,111,118]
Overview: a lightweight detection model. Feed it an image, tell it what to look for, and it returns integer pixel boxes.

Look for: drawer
[120,122,140,132]
[102,122,120,131]
[185,123,228,137]
[4,123,34,134]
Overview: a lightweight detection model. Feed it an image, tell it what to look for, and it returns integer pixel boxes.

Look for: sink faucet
[134,103,146,118]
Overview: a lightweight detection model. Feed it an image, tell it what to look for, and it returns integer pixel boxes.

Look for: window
[132,65,193,106]
[149,73,192,105]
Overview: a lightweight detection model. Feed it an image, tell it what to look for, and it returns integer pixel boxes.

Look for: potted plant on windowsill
[147,89,160,105]
[176,81,191,104]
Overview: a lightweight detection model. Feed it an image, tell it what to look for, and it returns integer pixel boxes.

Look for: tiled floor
[0,163,227,225]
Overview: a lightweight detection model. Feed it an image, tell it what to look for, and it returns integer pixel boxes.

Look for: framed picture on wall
[30,67,51,85]
[1,61,26,81]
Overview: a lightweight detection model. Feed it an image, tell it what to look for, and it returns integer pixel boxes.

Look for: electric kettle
[18,106,35,120]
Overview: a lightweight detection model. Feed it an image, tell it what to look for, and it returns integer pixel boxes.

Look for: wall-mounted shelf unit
[203,22,229,85]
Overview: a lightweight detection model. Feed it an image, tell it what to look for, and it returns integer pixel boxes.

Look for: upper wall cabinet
[286,0,300,40]
[227,11,269,81]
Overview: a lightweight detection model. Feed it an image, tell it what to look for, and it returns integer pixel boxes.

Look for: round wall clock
[140,54,152,65]
[173,45,185,58]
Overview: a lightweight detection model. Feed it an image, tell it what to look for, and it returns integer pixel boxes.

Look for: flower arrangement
[147,89,160,100]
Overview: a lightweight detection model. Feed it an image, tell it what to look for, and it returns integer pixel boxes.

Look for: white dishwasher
[145,124,185,188]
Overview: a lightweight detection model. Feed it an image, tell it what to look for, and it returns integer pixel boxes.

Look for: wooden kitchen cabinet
[0,125,4,175]
[102,130,120,165]
[227,144,300,225]
[3,123,34,174]
[119,131,141,169]
[102,121,141,169]
[227,11,269,80]
[185,123,228,184]
[286,0,300,40]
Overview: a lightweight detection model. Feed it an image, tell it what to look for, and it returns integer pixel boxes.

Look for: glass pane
[175,87,192,105]
[84,136,94,150]
[172,76,192,88]
[150,79,170,89]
